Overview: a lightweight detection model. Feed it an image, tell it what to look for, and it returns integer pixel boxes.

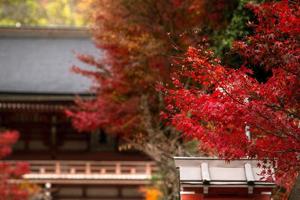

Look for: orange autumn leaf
[140,187,162,200]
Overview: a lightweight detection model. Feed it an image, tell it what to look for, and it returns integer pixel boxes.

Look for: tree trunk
[289,174,300,200]
[124,95,200,200]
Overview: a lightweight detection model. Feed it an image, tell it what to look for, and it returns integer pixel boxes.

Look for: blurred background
[0,1,298,200]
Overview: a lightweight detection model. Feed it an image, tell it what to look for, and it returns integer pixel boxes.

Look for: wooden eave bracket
[245,163,255,194]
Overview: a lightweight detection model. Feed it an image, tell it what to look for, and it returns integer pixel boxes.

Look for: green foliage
[0,0,41,26]
[182,139,200,155]
[0,0,92,27]
[210,0,267,65]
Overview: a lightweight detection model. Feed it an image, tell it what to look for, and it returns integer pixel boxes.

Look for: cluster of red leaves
[0,131,29,200]
[163,0,299,191]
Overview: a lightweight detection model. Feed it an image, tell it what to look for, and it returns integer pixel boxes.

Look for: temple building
[0,27,155,200]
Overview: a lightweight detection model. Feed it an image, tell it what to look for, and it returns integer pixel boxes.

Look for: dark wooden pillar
[51,115,57,159]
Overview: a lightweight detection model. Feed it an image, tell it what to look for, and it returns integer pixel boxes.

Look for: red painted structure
[181,193,271,200]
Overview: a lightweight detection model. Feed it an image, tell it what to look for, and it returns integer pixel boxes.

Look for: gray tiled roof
[0,27,100,94]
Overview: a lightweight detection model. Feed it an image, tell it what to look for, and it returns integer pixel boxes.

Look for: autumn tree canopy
[67,0,243,198]
[162,0,299,195]
[68,0,241,136]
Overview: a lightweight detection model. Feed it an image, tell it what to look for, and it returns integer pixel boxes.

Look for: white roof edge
[181,183,275,187]
[174,157,257,160]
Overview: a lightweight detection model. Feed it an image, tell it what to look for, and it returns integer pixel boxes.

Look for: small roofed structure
[174,157,275,200]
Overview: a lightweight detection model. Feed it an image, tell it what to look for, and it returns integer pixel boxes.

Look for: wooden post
[116,163,121,174]
[145,163,151,175]
[85,162,91,174]
[55,162,61,174]
[70,168,76,174]
[100,168,106,174]
[40,167,45,174]
[130,168,136,174]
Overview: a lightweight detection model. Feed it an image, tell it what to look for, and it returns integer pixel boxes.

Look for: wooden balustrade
[6,160,158,185]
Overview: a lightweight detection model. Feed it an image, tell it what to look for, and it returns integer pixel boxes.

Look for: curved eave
[0,26,91,38]
[0,92,94,102]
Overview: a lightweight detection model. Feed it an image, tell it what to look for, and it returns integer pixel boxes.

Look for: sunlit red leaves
[163,0,300,193]
[234,1,300,74]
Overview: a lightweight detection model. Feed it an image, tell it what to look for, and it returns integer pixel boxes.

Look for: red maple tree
[0,130,28,200]
[163,0,299,193]
[66,1,237,198]
[66,0,237,135]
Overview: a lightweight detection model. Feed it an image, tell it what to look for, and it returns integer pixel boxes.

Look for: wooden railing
[9,160,158,185]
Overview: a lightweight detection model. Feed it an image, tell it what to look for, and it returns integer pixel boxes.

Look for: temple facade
[0,27,153,200]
